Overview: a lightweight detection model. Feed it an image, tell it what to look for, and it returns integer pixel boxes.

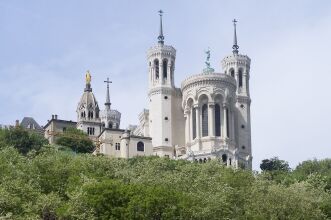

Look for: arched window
[222,154,227,164]
[163,59,168,79]
[81,112,84,118]
[215,104,221,137]
[83,112,86,117]
[226,108,230,138]
[154,59,159,79]
[192,108,196,139]
[230,69,235,78]
[238,69,243,88]
[109,123,113,128]
[96,111,99,119]
[202,104,208,137]
[137,141,144,152]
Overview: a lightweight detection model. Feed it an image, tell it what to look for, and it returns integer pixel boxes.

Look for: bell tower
[221,20,252,169]
[148,10,176,89]
[147,10,181,157]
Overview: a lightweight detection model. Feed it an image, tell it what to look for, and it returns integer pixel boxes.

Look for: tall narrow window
[154,59,159,79]
[137,142,144,152]
[239,70,243,87]
[163,59,167,79]
[192,108,196,139]
[202,104,208,137]
[215,104,221,137]
[226,108,230,138]
[230,69,235,78]
[222,154,227,164]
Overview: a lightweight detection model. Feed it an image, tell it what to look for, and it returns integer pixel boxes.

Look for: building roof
[43,119,77,129]
[20,117,43,131]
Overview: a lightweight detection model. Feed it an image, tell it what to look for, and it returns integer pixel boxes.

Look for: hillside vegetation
[0,127,331,219]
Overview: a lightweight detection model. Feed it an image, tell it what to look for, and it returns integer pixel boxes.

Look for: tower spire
[232,19,239,54]
[158,10,164,45]
[104,77,112,110]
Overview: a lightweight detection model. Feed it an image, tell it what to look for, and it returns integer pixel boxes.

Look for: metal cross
[104,77,112,88]
[232,19,237,26]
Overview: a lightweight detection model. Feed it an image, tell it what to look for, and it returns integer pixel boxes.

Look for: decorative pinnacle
[232,19,239,54]
[158,10,164,45]
[104,77,112,109]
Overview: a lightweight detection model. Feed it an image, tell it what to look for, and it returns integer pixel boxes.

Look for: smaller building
[98,129,153,158]
[43,115,77,144]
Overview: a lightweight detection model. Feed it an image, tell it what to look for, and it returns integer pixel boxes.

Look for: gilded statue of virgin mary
[85,70,91,84]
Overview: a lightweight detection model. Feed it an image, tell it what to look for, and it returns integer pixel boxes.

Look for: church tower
[100,77,121,129]
[221,20,252,168]
[147,11,183,157]
[76,71,102,139]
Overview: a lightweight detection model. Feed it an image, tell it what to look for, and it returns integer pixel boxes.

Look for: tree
[55,128,94,153]
[260,157,290,172]
[0,126,47,154]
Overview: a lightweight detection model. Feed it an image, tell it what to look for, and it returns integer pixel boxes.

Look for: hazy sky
[1,0,331,170]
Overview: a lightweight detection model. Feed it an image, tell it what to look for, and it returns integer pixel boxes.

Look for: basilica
[44,12,252,169]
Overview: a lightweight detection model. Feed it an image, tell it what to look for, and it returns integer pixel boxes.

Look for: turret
[76,71,101,137]
[147,10,176,89]
[100,77,121,129]
[147,10,184,157]
[221,20,252,169]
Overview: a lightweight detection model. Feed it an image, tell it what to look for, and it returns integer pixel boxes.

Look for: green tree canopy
[0,126,47,154]
[260,157,291,172]
[55,127,94,153]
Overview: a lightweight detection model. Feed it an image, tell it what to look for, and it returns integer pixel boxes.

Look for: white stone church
[44,13,252,169]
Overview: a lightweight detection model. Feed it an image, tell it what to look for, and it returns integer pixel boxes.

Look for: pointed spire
[232,19,239,54]
[158,10,164,45]
[104,77,112,110]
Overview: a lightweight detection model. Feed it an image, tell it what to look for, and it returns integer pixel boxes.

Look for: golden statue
[85,70,91,84]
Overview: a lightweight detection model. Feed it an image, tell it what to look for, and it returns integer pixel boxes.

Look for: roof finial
[104,77,112,109]
[232,19,239,54]
[84,70,92,92]
[203,47,214,73]
[158,10,164,45]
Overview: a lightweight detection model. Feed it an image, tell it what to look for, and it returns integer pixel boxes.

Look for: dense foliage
[0,129,331,219]
[0,126,47,154]
[260,157,291,172]
[55,127,94,153]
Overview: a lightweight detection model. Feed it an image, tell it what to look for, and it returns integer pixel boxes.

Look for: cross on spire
[158,10,164,45]
[232,19,239,54]
[104,77,112,109]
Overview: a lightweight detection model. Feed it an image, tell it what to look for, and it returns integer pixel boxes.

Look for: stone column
[184,107,190,145]
[194,105,201,139]
[231,108,235,140]
[167,63,171,85]
[208,103,215,137]
[160,62,164,84]
[235,70,239,93]
[223,104,228,138]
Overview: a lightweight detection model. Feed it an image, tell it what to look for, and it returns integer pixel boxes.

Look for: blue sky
[1,0,331,170]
